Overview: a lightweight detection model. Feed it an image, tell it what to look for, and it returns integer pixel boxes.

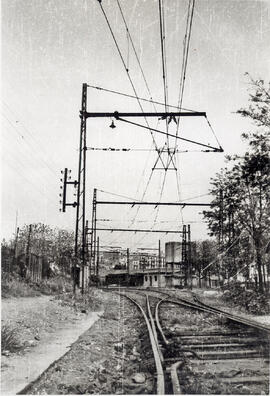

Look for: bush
[222,281,270,315]
[2,273,73,298]
[1,324,22,353]
[38,276,73,294]
[2,275,41,298]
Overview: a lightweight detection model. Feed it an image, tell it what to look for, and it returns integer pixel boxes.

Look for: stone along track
[156,290,270,395]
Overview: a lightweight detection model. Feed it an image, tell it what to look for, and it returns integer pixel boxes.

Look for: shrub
[2,273,73,298]
[2,276,41,298]
[1,324,22,353]
[222,281,270,314]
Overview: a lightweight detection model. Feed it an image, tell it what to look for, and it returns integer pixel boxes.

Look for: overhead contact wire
[116,0,157,113]
[97,0,164,167]
[158,0,170,153]
[174,0,196,152]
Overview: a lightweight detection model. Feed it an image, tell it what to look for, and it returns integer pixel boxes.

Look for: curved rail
[192,294,270,333]
[170,361,183,395]
[155,298,170,345]
[106,286,270,333]
[146,295,164,363]
[118,292,165,395]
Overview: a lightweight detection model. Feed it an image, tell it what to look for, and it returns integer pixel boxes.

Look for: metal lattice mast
[90,188,97,279]
[74,83,88,294]
[182,225,187,286]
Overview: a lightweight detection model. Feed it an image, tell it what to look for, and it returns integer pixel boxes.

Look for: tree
[204,76,270,293]
[16,223,74,275]
[191,240,218,286]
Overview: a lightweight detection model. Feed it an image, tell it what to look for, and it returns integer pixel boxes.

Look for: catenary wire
[116,0,157,112]
[175,0,196,146]
[96,0,165,165]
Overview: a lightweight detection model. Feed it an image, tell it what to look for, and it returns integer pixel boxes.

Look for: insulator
[60,178,63,182]
[68,170,72,173]
[59,193,62,197]
[68,176,71,180]
[61,170,64,174]
[59,209,62,212]
[60,186,63,189]
[109,120,116,129]
[59,200,62,204]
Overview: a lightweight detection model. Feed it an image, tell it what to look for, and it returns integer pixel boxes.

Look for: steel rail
[145,287,270,334]
[124,286,270,333]
[118,292,165,394]
[146,295,164,363]
[123,289,185,394]
[170,361,183,395]
[191,295,270,333]
[155,298,170,345]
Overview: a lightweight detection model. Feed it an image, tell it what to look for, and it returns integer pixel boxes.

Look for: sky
[2,0,270,251]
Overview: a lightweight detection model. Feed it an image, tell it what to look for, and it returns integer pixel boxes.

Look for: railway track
[110,287,270,394]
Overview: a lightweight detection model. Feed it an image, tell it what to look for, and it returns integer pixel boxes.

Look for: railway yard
[2,1,270,395]
[2,286,268,395]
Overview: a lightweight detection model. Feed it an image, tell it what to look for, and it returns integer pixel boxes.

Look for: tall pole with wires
[74,83,88,294]
[90,188,97,280]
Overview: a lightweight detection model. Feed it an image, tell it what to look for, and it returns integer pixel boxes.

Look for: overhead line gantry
[62,83,221,294]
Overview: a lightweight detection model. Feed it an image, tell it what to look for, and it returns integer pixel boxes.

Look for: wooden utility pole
[25,225,32,278]
[127,248,130,274]
[187,225,192,288]
[96,236,100,283]
[13,227,19,260]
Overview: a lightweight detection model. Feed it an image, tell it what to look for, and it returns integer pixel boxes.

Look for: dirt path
[1,294,103,394]
[22,291,154,395]
[2,295,85,344]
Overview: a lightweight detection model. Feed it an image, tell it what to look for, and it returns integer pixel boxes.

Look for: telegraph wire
[1,108,57,176]
[2,116,58,187]
[2,117,58,198]
[2,100,59,171]
[3,131,58,198]
[3,152,53,198]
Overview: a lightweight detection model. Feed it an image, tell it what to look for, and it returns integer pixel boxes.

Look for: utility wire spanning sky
[2,0,270,249]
